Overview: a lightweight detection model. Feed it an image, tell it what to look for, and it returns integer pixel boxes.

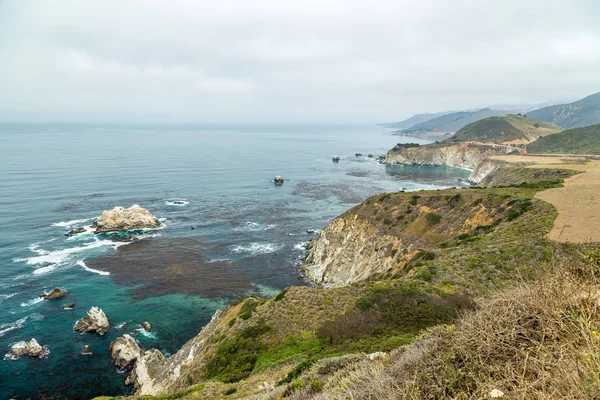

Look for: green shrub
[409,195,421,205]
[274,288,288,302]
[425,213,442,224]
[224,387,237,395]
[205,321,270,383]
[310,380,322,391]
[291,379,305,391]
[277,359,316,385]
[357,296,374,310]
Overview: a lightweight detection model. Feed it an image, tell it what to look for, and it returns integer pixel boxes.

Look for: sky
[0,0,599,124]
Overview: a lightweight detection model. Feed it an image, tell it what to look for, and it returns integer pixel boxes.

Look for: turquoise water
[0,123,469,398]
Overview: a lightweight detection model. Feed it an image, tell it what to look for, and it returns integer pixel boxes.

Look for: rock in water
[63,303,75,309]
[65,227,86,236]
[40,287,69,300]
[93,204,161,233]
[81,345,93,356]
[110,334,143,369]
[9,338,49,359]
[142,322,152,332]
[75,306,110,335]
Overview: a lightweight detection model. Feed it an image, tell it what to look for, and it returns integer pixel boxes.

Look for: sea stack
[40,287,69,300]
[74,307,110,335]
[92,205,161,233]
[332,155,341,162]
[274,175,284,185]
[8,339,49,359]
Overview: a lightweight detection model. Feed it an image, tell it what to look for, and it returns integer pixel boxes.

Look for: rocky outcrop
[386,142,520,184]
[110,334,165,394]
[74,307,110,335]
[93,204,161,233]
[110,309,226,395]
[8,338,49,359]
[40,287,69,300]
[142,322,152,332]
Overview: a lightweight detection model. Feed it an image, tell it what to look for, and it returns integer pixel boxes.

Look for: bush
[204,321,270,383]
[357,296,374,310]
[277,359,316,385]
[409,195,421,206]
[274,288,288,302]
[425,213,442,224]
[224,387,237,395]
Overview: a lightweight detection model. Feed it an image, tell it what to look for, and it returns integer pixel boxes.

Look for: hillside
[527,123,600,154]
[528,92,600,128]
[379,112,447,130]
[448,114,562,145]
[399,108,510,135]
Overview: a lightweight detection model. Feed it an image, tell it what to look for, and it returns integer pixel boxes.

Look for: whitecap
[265,224,277,230]
[0,313,43,338]
[24,239,126,266]
[206,258,230,264]
[33,265,56,275]
[231,242,283,255]
[165,199,189,207]
[0,293,17,301]
[134,328,158,340]
[115,322,127,329]
[76,260,110,276]
[20,297,44,308]
[294,242,309,251]
[51,218,92,227]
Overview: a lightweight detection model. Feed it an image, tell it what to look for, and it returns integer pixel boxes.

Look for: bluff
[527,123,600,155]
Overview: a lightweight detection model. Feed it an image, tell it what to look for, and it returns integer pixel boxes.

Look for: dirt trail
[491,155,600,243]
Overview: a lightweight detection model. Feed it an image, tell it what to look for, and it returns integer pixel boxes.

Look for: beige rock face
[93,204,161,233]
[9,338,49,358]
[386,142,518,184]
[302,217,405,287]
[74,306,110,335]
[111,309,225,396]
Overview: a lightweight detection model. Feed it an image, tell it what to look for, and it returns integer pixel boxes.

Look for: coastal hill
[397,108,510,135]
[528,91,600,129]
[527,123,600,154]
[448,114,562,145]
[378,111,447,130]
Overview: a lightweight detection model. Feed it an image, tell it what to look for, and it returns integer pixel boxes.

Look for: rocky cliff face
[386,142,519,184]
[301,189,518,288]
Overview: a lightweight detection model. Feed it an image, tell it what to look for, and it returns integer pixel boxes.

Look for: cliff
[302,187,556,289]
[386,142,519,184]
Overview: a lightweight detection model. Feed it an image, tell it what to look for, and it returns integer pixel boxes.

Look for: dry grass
[285,250,600,399]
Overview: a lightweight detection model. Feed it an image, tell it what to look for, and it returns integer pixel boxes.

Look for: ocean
[0,123,469,398]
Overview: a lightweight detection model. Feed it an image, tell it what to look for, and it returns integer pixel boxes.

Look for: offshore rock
[40,287,69,300]
[142,322,152,332]
[110,334,143,369]
[74,306,110,335]
[63,303,75,309]
[93,204,161,233]
[65,227,86,236]
[9,338,49,359]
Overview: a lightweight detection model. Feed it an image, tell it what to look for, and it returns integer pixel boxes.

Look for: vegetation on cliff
[528,92,600,129]
[398,108,510,135]
[448,114,561,145]
[527,123,600,154]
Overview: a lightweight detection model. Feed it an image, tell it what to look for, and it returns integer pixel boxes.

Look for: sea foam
[51,218,92,227]
[77,260,110,276]
[231,242,283,255]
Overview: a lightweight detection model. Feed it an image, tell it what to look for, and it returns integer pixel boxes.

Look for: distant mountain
[528,92,600,129]
[527,123,600,154]
[447,115,562,145]
[400,109,511,135]
[379,112,447,130]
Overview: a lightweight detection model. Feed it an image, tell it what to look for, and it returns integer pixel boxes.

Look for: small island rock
[110,334,143,369]
[65,227,86,236]
[40,287,69,300]
[92,205,161,233]
[80,345,93,356]
[142,322,152,332]
[74,306,110,335]
[63,303,75,309]
[9,339,49,359]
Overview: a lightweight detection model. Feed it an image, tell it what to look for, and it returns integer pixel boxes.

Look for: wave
[33,265,57,275]
[235,222,277,232]
[23,239,126,267]
[207,258,230,263]
[20,297,44,308]
[77,260,110,276]
[293,242,309,251]
[231,242,283,255]
[165,199,189,206]
[115,322,127,329]
[0,313,43,338]
[51,218,92,227]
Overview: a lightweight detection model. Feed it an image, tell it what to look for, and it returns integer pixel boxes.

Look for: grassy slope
[448,114,561,144]
[400,109,509,134]
[528,92,600,129]
[527,123,600,154]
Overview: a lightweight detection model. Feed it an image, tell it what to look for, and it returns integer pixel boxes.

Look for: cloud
[0,0,599,123]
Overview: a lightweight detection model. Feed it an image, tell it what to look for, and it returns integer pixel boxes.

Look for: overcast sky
[0,0,599,124]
